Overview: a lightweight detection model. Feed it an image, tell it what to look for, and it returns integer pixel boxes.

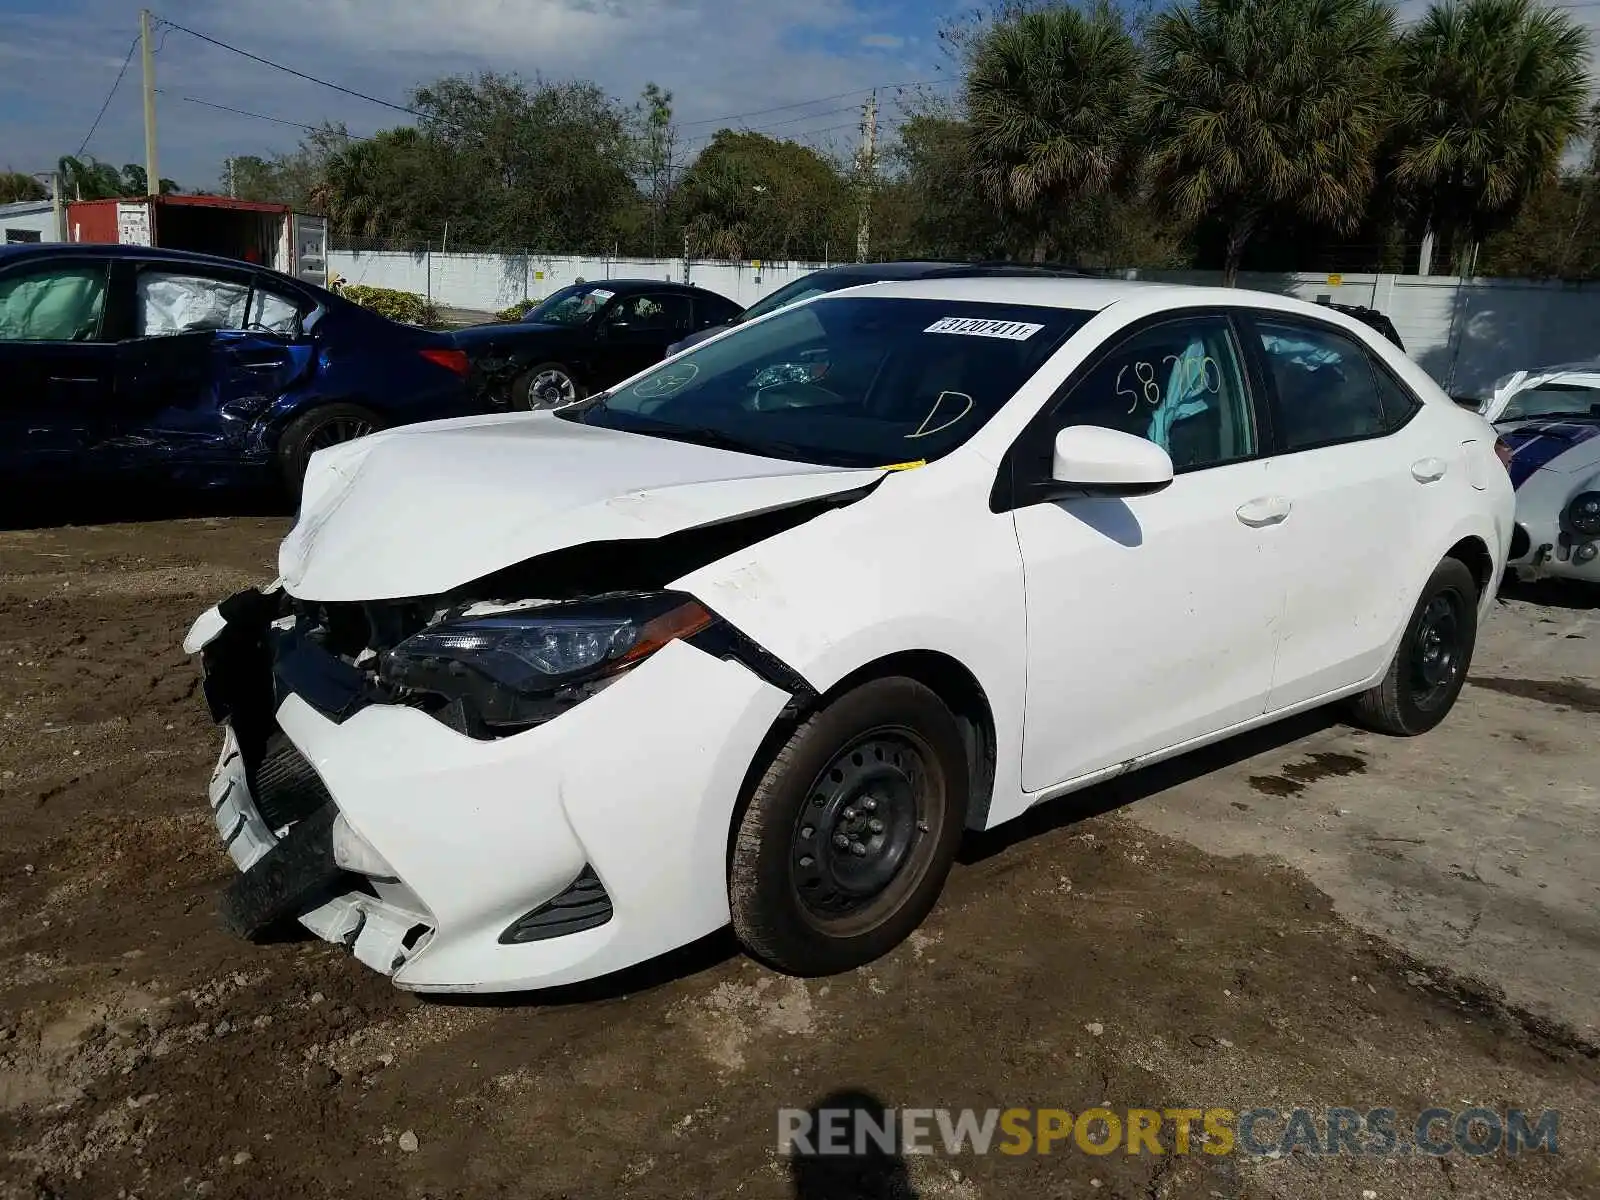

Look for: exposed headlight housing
[378,592,714,734]
[1564,491,1600,539]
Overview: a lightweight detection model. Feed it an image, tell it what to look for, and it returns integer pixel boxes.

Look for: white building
[1,199,62,244]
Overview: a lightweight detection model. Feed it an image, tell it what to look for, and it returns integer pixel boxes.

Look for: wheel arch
[1443,534,1494,597]
[727,648,999,879]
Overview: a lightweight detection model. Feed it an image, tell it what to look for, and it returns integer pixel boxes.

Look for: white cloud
[2,0,933,185]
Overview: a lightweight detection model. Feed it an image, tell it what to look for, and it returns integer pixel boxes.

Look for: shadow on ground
[0,486,291,532]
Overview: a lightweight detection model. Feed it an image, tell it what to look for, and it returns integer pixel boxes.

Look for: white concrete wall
[1,204,60,243]
[327,250,829,314]
[326,249,1600,396]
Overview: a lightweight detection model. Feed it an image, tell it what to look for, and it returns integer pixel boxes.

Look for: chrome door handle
[1412,457,1447,483]
[1236,495,1292,527]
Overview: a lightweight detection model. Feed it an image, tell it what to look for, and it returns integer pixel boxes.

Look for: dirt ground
[1,517,1596,1200]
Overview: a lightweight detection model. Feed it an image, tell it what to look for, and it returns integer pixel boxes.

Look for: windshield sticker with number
[924,317,1044,340]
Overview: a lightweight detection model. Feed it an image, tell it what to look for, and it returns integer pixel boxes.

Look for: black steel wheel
[730,677,968,976]
[1349,556,1479,735]
[1409,592,1466,711]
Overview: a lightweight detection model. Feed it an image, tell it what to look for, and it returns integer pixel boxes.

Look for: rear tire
[512,362,583,410]
[276,402,381,496]
[729,677,967,976]
[1348,557,1479,736]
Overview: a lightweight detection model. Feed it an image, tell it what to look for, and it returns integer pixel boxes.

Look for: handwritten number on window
[1117,354,1221,415]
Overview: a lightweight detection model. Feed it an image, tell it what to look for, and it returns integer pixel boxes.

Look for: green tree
[0,171,46,203]
[633,82,679,257]
[410,72,639,251]
[309,74,641,250]
[877,112,1015,260]
[313,128,450,243]
[674,130,855,260]
[55,156,175,200]
[1144,0,1397,284]
[222,124,351,209]
[1393,0,1590,274]
[965,3,1145,259]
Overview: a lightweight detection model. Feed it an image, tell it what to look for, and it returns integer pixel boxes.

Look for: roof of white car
[829,274,1343,318]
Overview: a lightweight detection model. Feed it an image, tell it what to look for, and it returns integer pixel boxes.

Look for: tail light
[1494,437,1514,471]
[419,347,470,377]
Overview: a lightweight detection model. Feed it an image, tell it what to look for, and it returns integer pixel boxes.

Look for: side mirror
[1051,425,1174,494]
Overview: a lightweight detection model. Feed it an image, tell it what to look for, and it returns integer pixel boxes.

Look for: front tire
[729,677,968,976]
[512,362,583,410]
[1348,557,1479,735]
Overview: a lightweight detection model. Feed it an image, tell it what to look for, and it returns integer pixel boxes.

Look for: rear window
[564,296,1090,467]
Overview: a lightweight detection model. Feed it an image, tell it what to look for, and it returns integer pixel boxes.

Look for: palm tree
[965,4,1144,259]
[1393,0,1589,274]
[56,155,125,201]
[1144,0,1397,284]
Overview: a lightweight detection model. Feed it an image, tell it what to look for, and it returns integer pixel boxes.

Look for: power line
[677,78,953,129]
[74,32,142,157]
[152,14,435,123]
[678,105,864,151]
[160,90,366,139]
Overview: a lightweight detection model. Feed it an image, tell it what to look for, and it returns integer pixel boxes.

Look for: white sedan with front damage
[185,277,1514,993]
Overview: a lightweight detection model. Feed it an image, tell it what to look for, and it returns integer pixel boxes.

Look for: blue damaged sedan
[0,243,479,497]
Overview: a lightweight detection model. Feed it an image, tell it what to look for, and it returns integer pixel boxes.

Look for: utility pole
[51,171,63,240]
[855,90,877,263]
[140,9,159,196]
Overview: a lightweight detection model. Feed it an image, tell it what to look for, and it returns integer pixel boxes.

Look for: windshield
[736,275,853,323]
[526,283,618,326]
[1502,383,1600,422]
[561,296,1089,467]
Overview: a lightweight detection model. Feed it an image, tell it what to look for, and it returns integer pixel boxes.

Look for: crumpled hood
[279,412,884,601]
[1497,419,1600,487]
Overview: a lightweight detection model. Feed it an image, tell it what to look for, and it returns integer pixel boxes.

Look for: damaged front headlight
[377,592,715,734]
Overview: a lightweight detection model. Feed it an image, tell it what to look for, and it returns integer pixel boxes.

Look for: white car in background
[1477,364,1600,583]
[185,278,1513,994]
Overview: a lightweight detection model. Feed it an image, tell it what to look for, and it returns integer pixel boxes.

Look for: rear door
[1241,312,1441,709]
[0,255,117,480]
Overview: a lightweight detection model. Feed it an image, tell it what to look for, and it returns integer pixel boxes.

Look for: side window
[606,293,691,332]
[135,270,250,337]
[1372,364,1421,430]
[0,263,108,342]
[1254,320,1388,450]
[1055,316,1257,471]
[246,282,303,335]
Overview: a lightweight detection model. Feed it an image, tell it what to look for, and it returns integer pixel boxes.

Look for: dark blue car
[0,243,477,496]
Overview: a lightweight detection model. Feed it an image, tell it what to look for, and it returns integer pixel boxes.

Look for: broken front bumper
[187,593,792,993]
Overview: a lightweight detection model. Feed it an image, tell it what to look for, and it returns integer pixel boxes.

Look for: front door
[0,257,116,482]
[1011,313,1287,791]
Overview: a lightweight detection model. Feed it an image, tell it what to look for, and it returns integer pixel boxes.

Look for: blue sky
[0,0,965,190]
